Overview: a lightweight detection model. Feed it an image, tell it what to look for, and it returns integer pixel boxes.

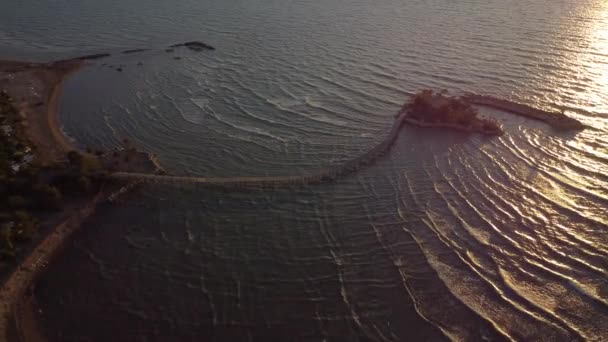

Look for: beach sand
[0,59,83,164]
[0,59,93,342]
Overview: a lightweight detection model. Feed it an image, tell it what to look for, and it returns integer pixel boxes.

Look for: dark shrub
[32,184,62,210]
[67,150,82,165]
[7,196,26,209]
[77,176,92,192]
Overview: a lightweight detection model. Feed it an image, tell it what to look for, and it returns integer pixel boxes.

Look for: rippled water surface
[2,0,608,340]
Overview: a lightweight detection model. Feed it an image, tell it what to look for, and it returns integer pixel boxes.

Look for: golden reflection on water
[520,2,608,233]
[572,1,608,114]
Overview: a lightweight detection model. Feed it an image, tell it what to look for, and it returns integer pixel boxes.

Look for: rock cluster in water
[169,41,216,51]
[57,40,215,65]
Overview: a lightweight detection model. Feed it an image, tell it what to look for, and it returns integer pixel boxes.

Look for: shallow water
[2,0,607,340]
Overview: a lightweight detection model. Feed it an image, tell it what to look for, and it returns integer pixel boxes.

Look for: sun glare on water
[574,2,608,115]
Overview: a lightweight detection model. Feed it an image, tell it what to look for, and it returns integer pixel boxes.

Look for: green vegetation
[0,91,102,259]
[406,89,503,134]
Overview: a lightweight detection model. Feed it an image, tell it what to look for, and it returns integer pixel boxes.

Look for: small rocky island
[402,90,504,135]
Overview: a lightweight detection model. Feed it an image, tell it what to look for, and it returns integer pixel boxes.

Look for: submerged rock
[74,53,111,61]
[170,41,215,52]
[122,48,148,54]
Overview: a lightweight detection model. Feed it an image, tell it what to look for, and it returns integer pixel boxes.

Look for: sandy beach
[0,56,158,341]
[0,59,93,342]
[0,59,83,164]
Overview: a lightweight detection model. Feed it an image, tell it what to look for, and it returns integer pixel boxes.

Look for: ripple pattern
[3,0,607,340]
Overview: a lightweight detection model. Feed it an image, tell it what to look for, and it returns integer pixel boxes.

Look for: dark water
[2,0,607,340]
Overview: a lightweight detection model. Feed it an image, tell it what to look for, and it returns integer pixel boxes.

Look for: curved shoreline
[0,52,587,341]
[0,59,89,342]
[0,59,83,163]
[0,55,160,341]
[47,63,83,155]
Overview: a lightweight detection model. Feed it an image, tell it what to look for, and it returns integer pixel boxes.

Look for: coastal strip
[2,191,105,342]
[0,58,147,342]
[0,51,587,341]
[0,59,84,164]
[0,59,88,342]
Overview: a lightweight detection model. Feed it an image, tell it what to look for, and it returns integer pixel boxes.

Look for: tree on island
[405,89,502,134]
